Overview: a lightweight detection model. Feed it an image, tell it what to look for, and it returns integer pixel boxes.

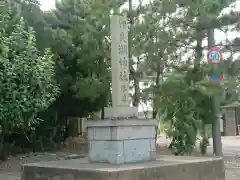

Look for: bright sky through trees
[40,0,239,45]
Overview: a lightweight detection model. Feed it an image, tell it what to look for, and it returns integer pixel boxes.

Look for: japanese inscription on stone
[110,15,129,106]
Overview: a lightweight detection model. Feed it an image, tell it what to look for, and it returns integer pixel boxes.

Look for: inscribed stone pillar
[110,15,129,107]
[86,15,156,164]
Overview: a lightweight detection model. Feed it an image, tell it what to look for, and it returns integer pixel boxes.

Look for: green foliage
[43,0,112,118]
[0,17,59,129]
[0,7,59,155]
[156,74,201,155]
[156,71,224,155]
[5,0,52,52]
[0,0,239,157]
[199,137,209,154]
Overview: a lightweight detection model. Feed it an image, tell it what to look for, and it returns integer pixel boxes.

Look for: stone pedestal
[21,103,225,180]
[86,106,156,164]
[87,119,156,164]
[21,156,225,180]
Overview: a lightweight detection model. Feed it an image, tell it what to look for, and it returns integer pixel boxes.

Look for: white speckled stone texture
[87,119,156,164]
[104,107,138,119]
[87,125,155,140]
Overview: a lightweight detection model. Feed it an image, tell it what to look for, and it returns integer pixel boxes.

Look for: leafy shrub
[0,6,59,158]
[156,73,201,155]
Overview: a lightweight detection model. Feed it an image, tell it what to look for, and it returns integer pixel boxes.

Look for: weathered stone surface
[61,174,74,180]
[87,120,155,140]
[110,15,129,107]
[103,107,138,119]
[86,119,156,128]
[21,156,225,180]
[52,176,60,180]
[87,119,156,164]
[85,14,156,165]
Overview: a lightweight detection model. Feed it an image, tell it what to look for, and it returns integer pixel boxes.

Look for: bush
[0,11,59,157]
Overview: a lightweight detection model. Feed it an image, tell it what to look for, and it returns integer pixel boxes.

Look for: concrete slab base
[21,155,225,180]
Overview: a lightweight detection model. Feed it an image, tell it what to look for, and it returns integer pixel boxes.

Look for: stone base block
[21,156,225,180]
[86,119,156,164]
[104,106,138,119]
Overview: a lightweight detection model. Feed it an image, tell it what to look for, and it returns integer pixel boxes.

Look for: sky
[39,0,240,112]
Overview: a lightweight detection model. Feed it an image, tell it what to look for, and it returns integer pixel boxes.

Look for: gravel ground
[0,152,84,172]
[0,151,85,180]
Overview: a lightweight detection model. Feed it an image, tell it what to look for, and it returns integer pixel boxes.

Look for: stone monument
[21,15,225,180]
[87,15,156,164]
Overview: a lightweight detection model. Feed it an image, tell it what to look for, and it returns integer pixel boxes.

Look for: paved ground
[157,135,240,156]
[0,173,20,180]
[208,136,240,155]
[157,135,240,180]
[2,136,240,180]
[217,136,240,180]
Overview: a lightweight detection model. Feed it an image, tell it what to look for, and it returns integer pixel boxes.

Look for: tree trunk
[128,0,140,108]
[152,70,161,119]
[132,75,140,107]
